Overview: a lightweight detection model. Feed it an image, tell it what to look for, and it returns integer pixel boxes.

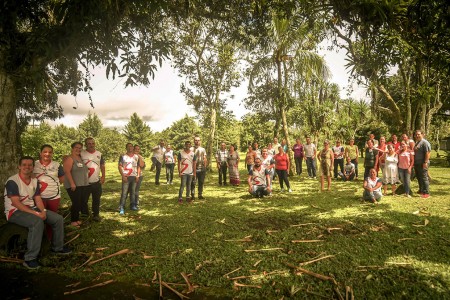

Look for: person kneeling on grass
[340,157,355,181]
[4,156,72,270]
[248,157,272,198]
[362,168,383,204]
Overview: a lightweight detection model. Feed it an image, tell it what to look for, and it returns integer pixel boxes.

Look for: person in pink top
[397,141,414,197]
[274,146,292,192]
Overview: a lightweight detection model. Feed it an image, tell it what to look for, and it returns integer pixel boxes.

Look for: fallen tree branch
[64,233,80,245]
[88,249,131,266]
[0,257,23,263]
[292,240,323,243]
[73,252,94,270]
[180,272,195,293]
[64,279,115,295]
[244,248,283,253]
[290,223,316,227]
[223,267,242,278]
[233,281,262,289]
[161,281,190,299]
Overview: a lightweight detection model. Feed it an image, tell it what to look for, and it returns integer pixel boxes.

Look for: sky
[53,42,369,132]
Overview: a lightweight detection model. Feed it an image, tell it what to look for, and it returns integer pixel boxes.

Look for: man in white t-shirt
[151,140,165,185]
[81,137,105,221]
[303,136,317,178]
[118,143,140,214]
[191,136,208,200]
[178,141,196,203]
[248,157,271,198]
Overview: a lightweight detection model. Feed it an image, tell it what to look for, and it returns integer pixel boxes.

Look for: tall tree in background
[171,17,241,168]
[160,115,200,151]
[123,113,154,156]
[78,112,103,139]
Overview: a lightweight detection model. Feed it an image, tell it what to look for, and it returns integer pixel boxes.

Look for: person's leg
[327,176,331,190]
[306,158,312,177]
[170,164,175,183]
[295,157,300,175]
[179,175,187,199]
[276,170,284,189]
[404,170,411,195]
[186,174,193,199]
[128,176,137,208]
[91,181,102,216]
[119,180,130,211]
[67,188,81,223]
[44,210,65,251]
[218,165,223,185]
[282,170,291,189]
[222,165,228,184]
[8,211,44,261]
[374,191,383,201]
[311,159,317,177]
[80,184,90,216]
[349,173,355,181]
[320,175,325,191]
[135,175,143,207]
[299,157,303,175]
[351,159,358,178]
[155,160,162,184]
[414,164,423,193]
[333,159,339,179]
[339,159,344,175]
[197,170,206,197]
[364,167,371,180]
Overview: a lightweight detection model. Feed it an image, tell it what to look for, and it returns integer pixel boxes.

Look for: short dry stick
[88,249,131,266]
[64,279,115,295]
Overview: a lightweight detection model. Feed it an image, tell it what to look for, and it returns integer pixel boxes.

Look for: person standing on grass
[164,144,176,185]
[261,148,275,190]
[382,144,399,195]
[317,140,334,192]
[292,138,304,176]
[215,142,229,186]
[414,130,431,198]
[151,140,165,185]
[344,138,359,180]
[248,157,272,198]
[227,144,240,186]
[304,136,317,179]
[398,141,413,197]
[118,143,140,214]
[332,140,345,179]
[178,141,196,204]
[63,142,90,228]
[364,140,379,179]
[81,137,105,222]
[133,144,145,209]
[274,146,292,192]
[5,156,72,269]
[191,136,207,200]
[363,168,383,204]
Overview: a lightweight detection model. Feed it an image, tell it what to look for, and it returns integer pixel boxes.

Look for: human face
[349,139,354,145]
[369,134,375,140]
[380,136,386,144]
[278,146,283,154]
[262,150,268,158]
[401,134,409,142]
[160,140,165,147]
[273,137,278,144]
[400,142,407,151]
[71,143,83,156]
[85,138,96,152]
[221,143,226,150]
[134,146,141,154]
[369,169,377,178]
[336,141,340,146]
[248,145,253,152]
[229,145,235,152]
[296,139,301,144]
[324,141,329,149]
[387,144,394,153]
[185,142,192,150]
[415,131,423,141]
[19,159,34,177]
[367,140,373,148]
[40,147,53,162]
[126,143,134,153]
[306,137,311,144]
[392,135,397,142]
[254,158,261,167]
[194,137,201,147]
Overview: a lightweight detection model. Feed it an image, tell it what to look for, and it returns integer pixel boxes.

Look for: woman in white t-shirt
[164,144,176,185]
[363,168,383,204]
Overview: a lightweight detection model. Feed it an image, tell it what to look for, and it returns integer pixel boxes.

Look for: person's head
[39,144,54,161]
[391,134,398,142]
[18,156,35,175]
[220,142,226,150]
[415,130,424,141]
[252,142,258,149]
[159,139,165,146]
[369,133,375,140]
[380,136,386,144]
[229,144,235,152]
[262,148,268,158]
[296,138,301,144]
[401,133,409,142]
[126,142,134,153]
[134,144,141,154]
[349,138,354,145]
[369,168,377,178]
[278,146,284,154]
[400,141,408,151]
[306,136,311,144]
[247,145,253,152]
[194,136,201,147]
[409,139,415,149]
[85,137,96,152]
[367,140,374,148]
[281,138,286,145]
[71,142,83,155]
[166,144,172,151]
[273,137,278,144]
[387,144,394,153]
[184,141,191,150]
[323,140,330,148]
[336,140,341,146]
[346,156,351,163]
[268,143,273,148]
[254,157,261,168]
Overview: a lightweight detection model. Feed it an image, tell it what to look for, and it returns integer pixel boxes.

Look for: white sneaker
[288,189,293,193]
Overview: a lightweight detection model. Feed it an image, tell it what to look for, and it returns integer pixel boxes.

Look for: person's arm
[424,150,431,169]
[374,151,379,170]
[118,156,127,183]
[286,155,290,174]
[193,155,197,178]
[330,150,334,168]
[63,157,76,191]
[266,173,271,192]
[356,146,359,158]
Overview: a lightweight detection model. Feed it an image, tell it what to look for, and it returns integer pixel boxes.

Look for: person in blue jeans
[4,156,71,269]
[178,141,197,203]
[413,130,431,198]
[118,143,141,214]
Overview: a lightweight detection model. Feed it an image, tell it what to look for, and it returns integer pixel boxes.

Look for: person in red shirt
[274,146,292,192]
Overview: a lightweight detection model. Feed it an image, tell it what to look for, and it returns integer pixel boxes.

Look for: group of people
[3,130,432,269]
[361,130,431,203]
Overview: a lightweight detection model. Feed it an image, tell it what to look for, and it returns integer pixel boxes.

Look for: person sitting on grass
[362,168,383,204]
[248,157,272,198]
[4,156,72,269]
[341,157,355,181]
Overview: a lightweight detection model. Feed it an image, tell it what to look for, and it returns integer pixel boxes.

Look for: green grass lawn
[3,154,450,299]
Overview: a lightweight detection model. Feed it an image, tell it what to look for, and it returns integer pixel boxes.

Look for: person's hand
[70,183,76,191]
[423,162,428,169]
[122,175,128,183]
[248,186,252,193]
[101,176,105,184]
[408,167,412,174]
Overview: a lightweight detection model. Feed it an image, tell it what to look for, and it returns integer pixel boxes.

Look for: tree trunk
[0,70,18,186]
[206,106,216,172]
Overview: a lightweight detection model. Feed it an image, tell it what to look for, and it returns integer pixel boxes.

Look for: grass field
[2,153,450,299]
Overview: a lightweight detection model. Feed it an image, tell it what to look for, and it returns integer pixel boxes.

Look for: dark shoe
[80,213,89,220]
[23,259,41,269]
[224,183,228,186]
[178,198,183,204]
[130,206,139,211]
[52,246,72,255]
[92,215,102,222]
[198,195,205,200]
[155,182,160,185]
[186,197,192,204]
[191,196,195,201]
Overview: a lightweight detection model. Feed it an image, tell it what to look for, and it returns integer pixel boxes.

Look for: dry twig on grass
[299,255,335,266]
[88,249,131,266]
[64,279,115,295]
[161,281,190,299]
[73,252,94,270]
[233,281,262,289]
[346,285,354,300]
[64,233,80,245]
[291,240,323,243]
[0,257,23,263]
[244,248,283,253]
[223,267,242,278]
[290,223,316,227]
[180,272,195,293]
[225,235,252,242]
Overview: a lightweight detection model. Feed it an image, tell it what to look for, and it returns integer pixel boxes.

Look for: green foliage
[122,113,154,156]
[160,115,200,151]
[96,128,128,161]
[78,112,103,139]
[20,123,53,158]
[240,113,274,148]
